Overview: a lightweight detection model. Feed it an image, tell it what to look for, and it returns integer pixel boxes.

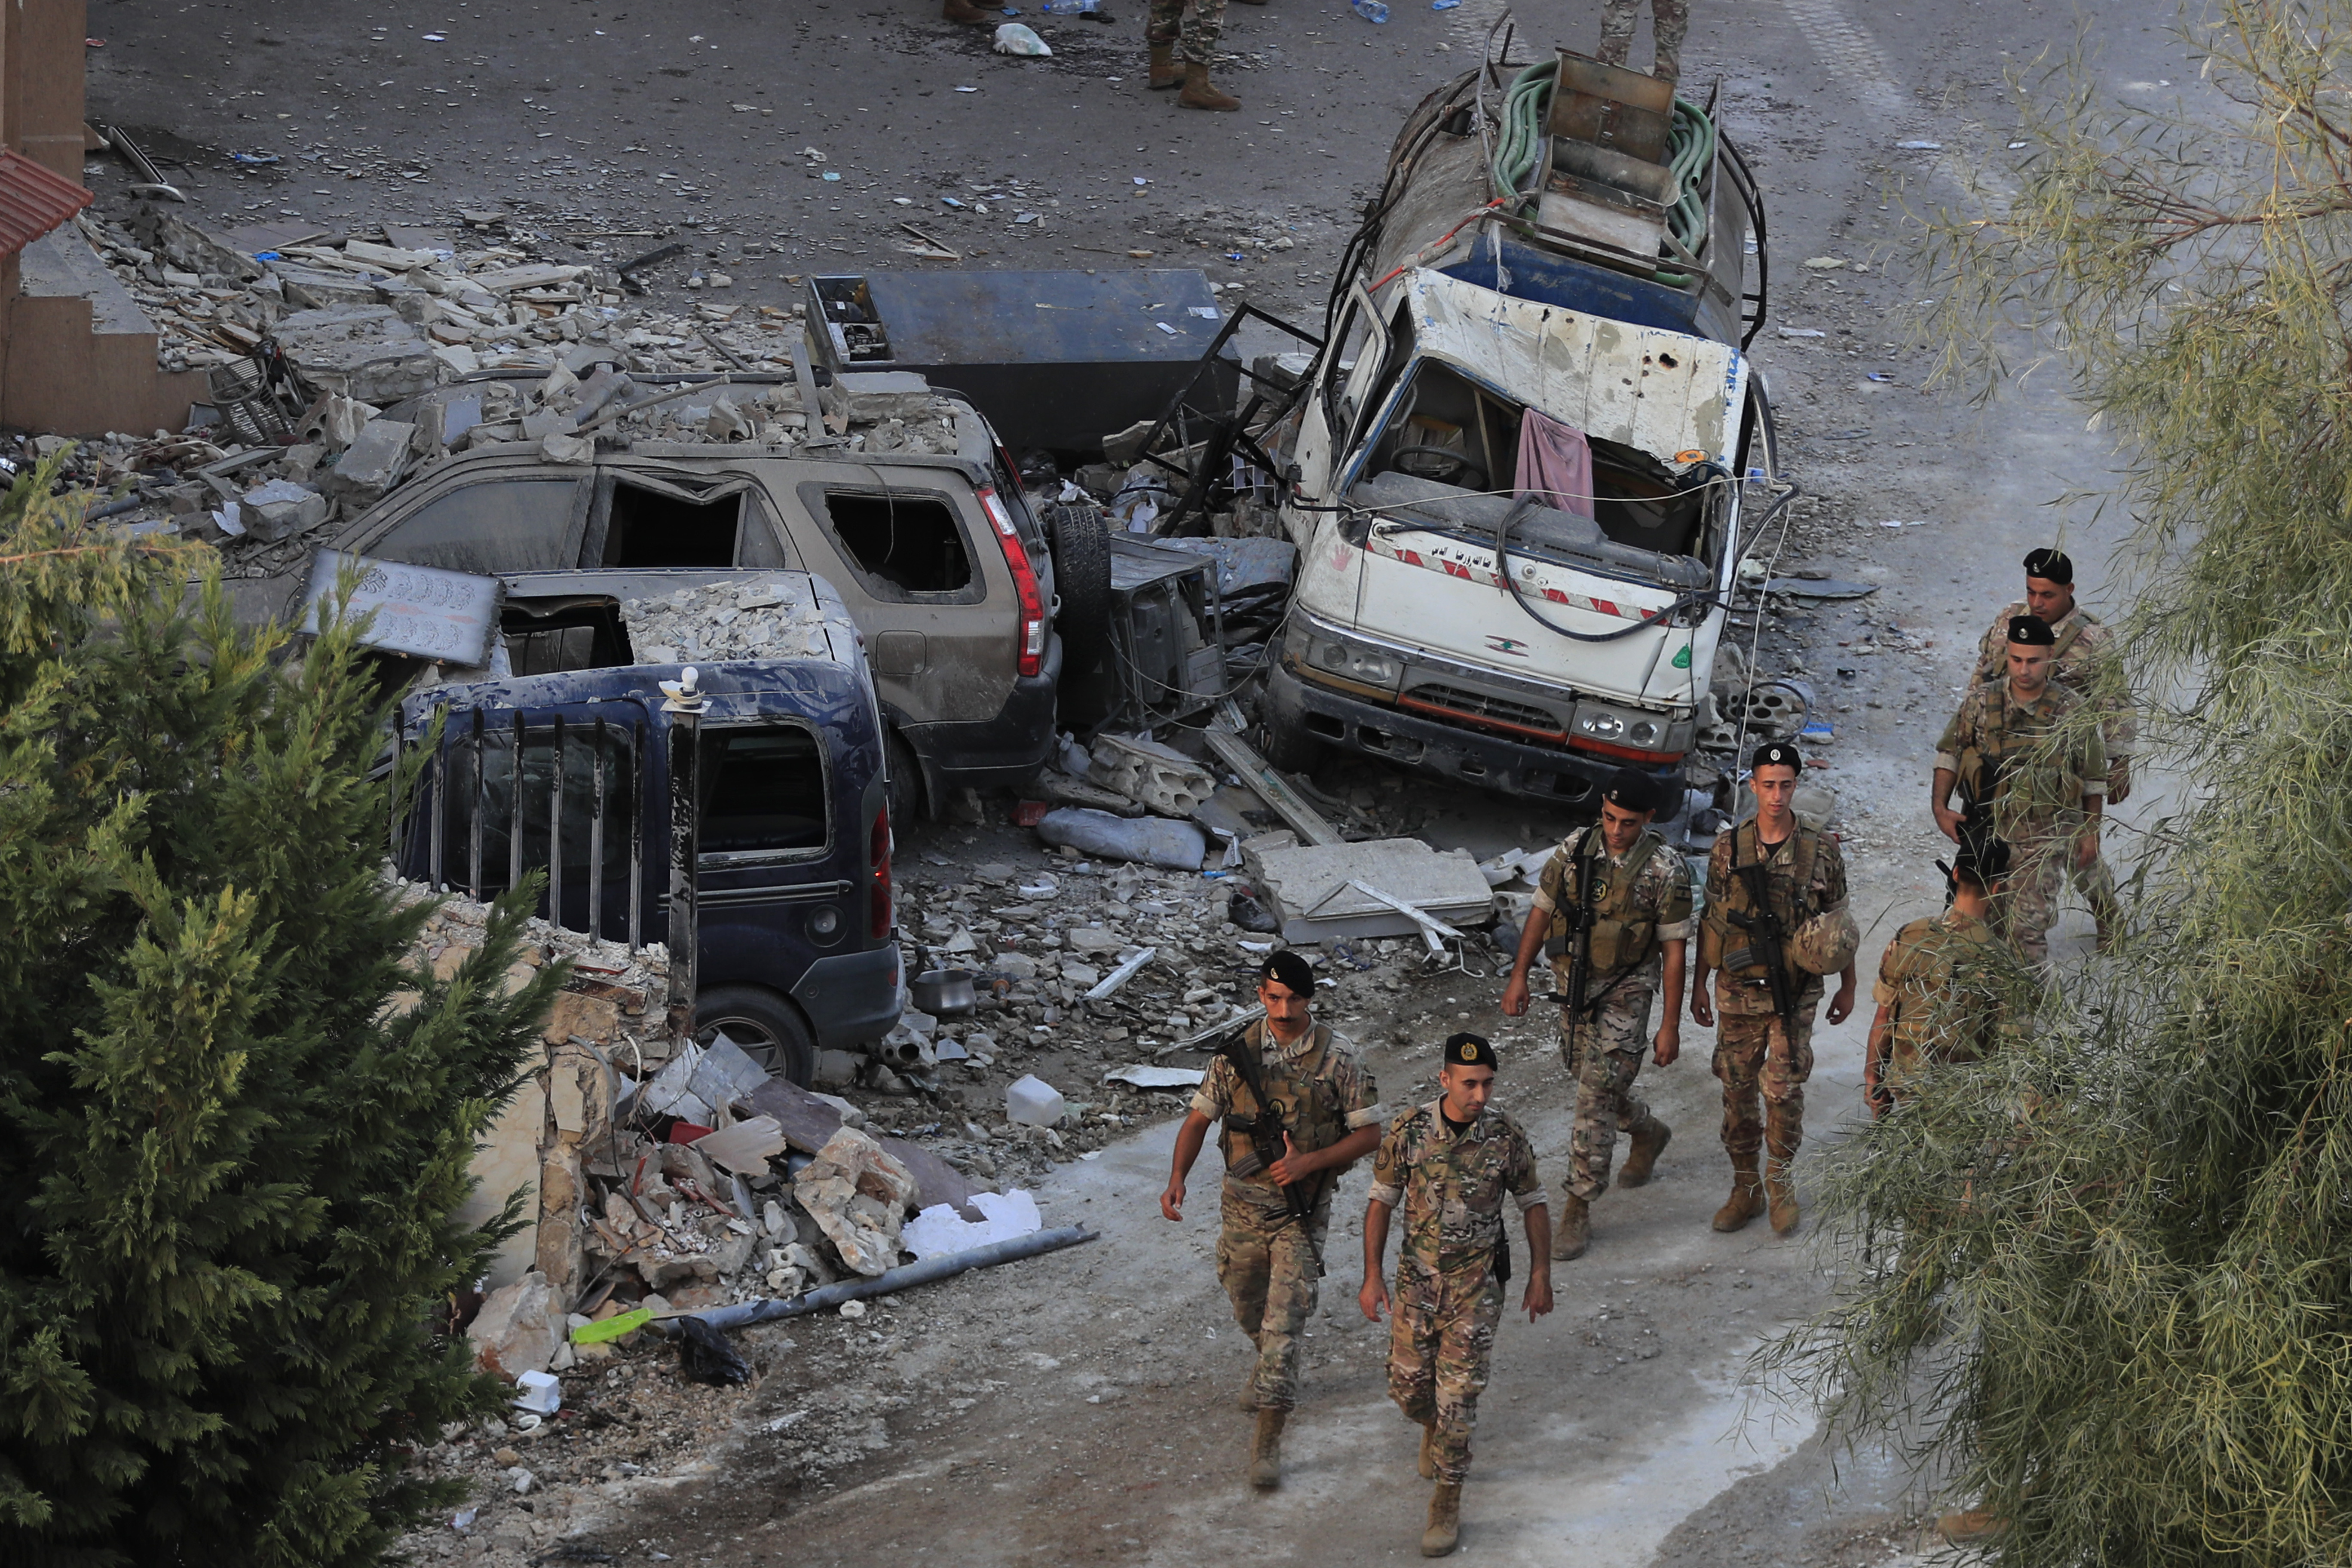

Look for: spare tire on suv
[1043,499,1112,678]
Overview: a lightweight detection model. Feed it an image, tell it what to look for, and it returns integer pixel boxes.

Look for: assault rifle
[1559,830,1604,1041]
[1948,755,2007,907]
[1217,1035,1317,1222]
[1724,844,1798,1027]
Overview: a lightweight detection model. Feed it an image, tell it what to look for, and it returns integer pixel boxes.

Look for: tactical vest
[1547,829,1669,974]
[1220,1022,1351,1179]
[1960,688,2088,820]
[1886,914,2003,1075]
[1715,820,1821,984]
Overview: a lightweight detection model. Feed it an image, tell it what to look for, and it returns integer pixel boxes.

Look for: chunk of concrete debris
[539,430,593,464]
[1089,732,1216,817]
[1005,1074,1067,1128]
[321,417,416,506]
[273,306,438,404]
[1103,1063,1207,1089]
[237,478,329,543]
[297,391,380,450]
[792,1125,919,1277]
[468,1270,565,1378]
[1246,837,1494,944]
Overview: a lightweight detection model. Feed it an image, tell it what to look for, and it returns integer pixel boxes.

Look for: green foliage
[1769,4,2352,1562]
[0,455,563,1565]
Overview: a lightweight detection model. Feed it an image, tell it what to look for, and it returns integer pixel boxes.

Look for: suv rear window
[700,725,828,858]
[370,478,587,574]
[810,488,980,602]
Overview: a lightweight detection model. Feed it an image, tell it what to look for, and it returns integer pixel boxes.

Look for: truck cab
[1264,51,1779,808]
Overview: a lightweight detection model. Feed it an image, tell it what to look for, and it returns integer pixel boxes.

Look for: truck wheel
[1044,500,1112,678]
[885,728,925,825]
[695,986,818,1088]
[1257,715,1324,775]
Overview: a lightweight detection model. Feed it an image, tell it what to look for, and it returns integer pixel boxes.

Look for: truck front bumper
[1267,664,1683,805]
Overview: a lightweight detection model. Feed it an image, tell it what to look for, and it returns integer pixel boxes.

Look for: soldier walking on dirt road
[1690,742,1859,1239]
[1146,0,1243,109]
[1596,0,1690,83]
[1934,615,2107,967]
[1967,548,2132,949]
[1361,1034,1553,1558]
[1160,950,1383,1489]
[1499,767,1691,1262]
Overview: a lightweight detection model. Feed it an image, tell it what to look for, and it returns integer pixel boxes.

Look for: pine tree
[0,456,564,1565]
[1768,5,2352,1562]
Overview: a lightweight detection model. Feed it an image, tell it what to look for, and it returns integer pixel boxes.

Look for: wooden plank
[1202,725,1343,846]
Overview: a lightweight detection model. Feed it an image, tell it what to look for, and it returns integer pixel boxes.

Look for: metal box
[802,269,1240,455]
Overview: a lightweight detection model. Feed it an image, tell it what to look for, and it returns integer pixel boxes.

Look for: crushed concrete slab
[1246,837,1494,944]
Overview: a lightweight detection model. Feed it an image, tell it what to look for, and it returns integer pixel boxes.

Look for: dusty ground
[83,0,2190,1561]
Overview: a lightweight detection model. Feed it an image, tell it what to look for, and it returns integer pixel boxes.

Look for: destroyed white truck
[1260,51,1780,808]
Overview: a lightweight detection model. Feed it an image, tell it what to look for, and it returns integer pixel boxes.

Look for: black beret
[2023,548,2073,585]
[1749,741,1804,774]
[2008,614,2057,647]
[1257,949,1314,998]
[1444,1032,1498,1069]
[1602,766,1657,813]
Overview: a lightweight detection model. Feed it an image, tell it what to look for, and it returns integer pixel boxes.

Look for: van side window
[700,726,828,858]
[601,482,741,567]
[816,490,977,600]
[370,478,586,574]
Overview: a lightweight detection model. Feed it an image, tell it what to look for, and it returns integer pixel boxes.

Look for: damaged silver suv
[306,372,1087,818]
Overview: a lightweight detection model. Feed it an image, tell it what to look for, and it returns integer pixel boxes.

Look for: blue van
[392,566,900,1084]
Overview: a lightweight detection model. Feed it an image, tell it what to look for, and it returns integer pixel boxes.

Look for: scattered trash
[674,1314,751,1385]
[1034,806,1206,871]
[1351,0,1391,18]
[229,151,281,165]
[571,1308,652,1345]
[511,1369,563,1415]
[1867,372,1894,382]
[1895,139,1944,150]
[1777,327,1827,338]
[451,1509,478,1533]
[1084,947,1157,1001]
[993,22,1053,53]
[1803,257,1847,270]
[1103,1063,1206,1090]
[902,1190,1044,1259]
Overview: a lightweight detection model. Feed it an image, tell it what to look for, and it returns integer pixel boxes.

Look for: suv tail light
[977,484,1047,679]
[869,806,893,939]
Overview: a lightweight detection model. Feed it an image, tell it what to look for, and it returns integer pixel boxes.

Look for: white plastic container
[1005,1074,1067,1128]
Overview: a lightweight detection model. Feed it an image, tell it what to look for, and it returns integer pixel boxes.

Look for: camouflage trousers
[1216,1184,1329,1412]
[1387,1260,1504,1485]
[1711,996,1816,1164]
[1147,0,1226,64]
[1559,983,1659,1202]
[1994,827,2082,966]
[1596,0,1690,81]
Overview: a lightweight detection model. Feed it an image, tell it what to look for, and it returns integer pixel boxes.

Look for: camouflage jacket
[1192,1019,1383,1219]
[1933,679,2106,833]
[1700,819,1848,1015]
[1872,909,2006,1084]
[1970,600,2134,758]
[1367,1100,1546,1280]
[1530,825,1694,992]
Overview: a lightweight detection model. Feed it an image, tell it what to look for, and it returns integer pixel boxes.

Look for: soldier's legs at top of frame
[1216,1198,1328,1411]
[1386,1268,1504,1486]
[1593,0,1688,80]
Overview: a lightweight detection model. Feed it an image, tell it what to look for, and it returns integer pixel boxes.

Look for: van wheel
[695,986,818,1088]
[1044,500,1112,678]
[885,728,925,825]
[1257,717,1324,775]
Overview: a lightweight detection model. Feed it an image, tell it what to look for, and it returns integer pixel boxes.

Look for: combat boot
[1179,61,1240,110]
[1620,1116,1671,1187]
[1248,1408,1285,1488]
[1148,43,1182,88]
[1766,1161,1800,1237]
[943,0,993,21]
[1418,1423,1436,1480]
[1552,1192,1590,1261]
[1712,1153,1764,1232]
[1421,1481,1462,1556]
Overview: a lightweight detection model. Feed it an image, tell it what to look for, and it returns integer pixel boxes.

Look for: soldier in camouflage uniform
[1501,768,1691,1261]
[1690,742,1858,1238]
[1865,841,2010,1115]
[1968,548,2133,948]
[1161,949,1382,1488]
[1361,1033,1552,1558]
[1596,0,1690,83]
[1934,615,2107,967]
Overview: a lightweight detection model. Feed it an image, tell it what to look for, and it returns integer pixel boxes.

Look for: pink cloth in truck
[1513,407,1596,519]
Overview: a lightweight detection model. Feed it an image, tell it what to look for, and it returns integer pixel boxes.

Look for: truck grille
[1400,683,1569,742]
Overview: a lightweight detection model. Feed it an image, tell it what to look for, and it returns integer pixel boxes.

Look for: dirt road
[86,0,2183,1560]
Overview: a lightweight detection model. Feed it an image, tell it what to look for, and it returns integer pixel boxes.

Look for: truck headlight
[1311,637,1398,687]
[1575,703,1674,750]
